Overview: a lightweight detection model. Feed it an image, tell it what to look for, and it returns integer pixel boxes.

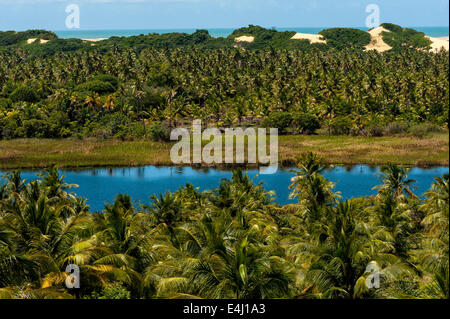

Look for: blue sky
[0,0,448,31]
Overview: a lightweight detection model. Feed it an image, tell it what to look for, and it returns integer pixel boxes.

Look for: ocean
[54,26,449,40]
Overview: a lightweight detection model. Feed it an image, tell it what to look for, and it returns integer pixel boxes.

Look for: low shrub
[319,28,371,49]
[262,112,293,134]
[384,121,409,136]
[148,122,170,142]
[75,80,116,94]
[292,112,320,134]
[329,116,352,135]
[23,119,50,138]
[409,123,443,138]
[365,123,385,137]
[9,86,39,103]
[0,98,12,110]
[91,282,131,300]
[89,74,119,90]
[380,23,431,50]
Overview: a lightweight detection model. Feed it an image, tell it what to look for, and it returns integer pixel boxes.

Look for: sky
[0,0,448,31]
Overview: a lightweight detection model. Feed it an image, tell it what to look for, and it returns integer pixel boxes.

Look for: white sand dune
[82,38,107,42]
[427,36,449,52]
[234,35,254,43]
[25,38,53,44]
[29,37,107,44]
[365,26,392,53]
[291,33,326,44]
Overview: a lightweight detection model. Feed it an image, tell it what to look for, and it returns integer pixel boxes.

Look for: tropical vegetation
[0,154,448,299]
[0,36,448,140]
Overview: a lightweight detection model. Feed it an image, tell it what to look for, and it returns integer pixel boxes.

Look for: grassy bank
[0,133,448,169]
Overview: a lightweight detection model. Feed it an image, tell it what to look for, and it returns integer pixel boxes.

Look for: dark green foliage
[293,112,321,134]
[262,112,293,134]
[102,29,225,51]
[230,25,297,50]
[93,282,131,299]
[330,116,353,135]
[0,98,12,110]
[75,80,116,94]
[0,30,56,46]
[319,28,371,49]
[22,119,50,138]
[24,38,91,57]
[190,29,211,44]
[9,86,39,103]
[89,74,119,90]
[380,23,432,50]
[148,122,170,142]
[380,23,404,33]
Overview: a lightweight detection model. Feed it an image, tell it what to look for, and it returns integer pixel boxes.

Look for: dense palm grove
[0,44,448,140]
[0,153,448,299]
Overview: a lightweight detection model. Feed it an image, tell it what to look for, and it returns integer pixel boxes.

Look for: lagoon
[1,165,447,212]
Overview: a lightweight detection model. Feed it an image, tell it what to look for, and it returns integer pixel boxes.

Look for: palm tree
[146,192,183,243]
[422,174,449,238]
[373,190,416,259]
[0,170,92,298]
[190,236,291,299]
[289,153,339,232]
[418,174,449,299]
[373,164,418,199]
[86,194,148,297]
[2,170,26,196]
[301,201,398,299]
[37,165,78,199]
[290,152,328,180]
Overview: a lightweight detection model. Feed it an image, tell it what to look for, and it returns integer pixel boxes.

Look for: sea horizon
[51,26,449,39]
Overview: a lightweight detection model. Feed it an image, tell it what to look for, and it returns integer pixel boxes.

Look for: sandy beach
[428,36,449,52]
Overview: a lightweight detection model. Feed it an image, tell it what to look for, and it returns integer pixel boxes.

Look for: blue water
[54,26,449,39]
[1,165,447,212]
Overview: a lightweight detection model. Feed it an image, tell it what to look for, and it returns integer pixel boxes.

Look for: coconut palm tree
[373,164,418,199]
[300,201,401,299]
[418,174,449,299]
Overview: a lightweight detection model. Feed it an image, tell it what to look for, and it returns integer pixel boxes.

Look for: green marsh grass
[0,133,448,169]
